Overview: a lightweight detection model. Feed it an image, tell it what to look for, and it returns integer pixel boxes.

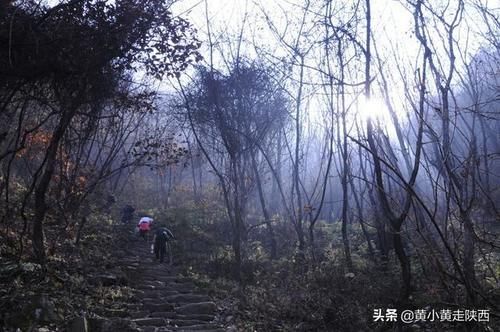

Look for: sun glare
[354,97,402,139]
[357,97,392,123]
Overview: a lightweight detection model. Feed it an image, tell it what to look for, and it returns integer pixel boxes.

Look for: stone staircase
[93,233,226,332]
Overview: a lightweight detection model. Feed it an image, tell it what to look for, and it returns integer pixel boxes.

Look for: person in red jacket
[137,216,153,240]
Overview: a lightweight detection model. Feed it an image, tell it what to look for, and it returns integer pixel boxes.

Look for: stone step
[141,280,166,288]
[88,317,134,331]
[102,308,129,318]
[141,290,180,298]
[142,297,165,303]
[171,323,221,331]
[139,327,173,332]
[138,285,159,290]
[166,294,211,304]
[154,276,192,283]
[177,314,214,322]
[121,261,140,266]
[150,311,178,319]
[166,289,197,294]
[133,318,166,326]
[137,327,160,332]
[165,283,198,293]
[125,303,142,310]
[175,302,217,315]
[123,266,138,272]
[130,310,151,319]
[176,330,225,332]
[105,229,223,332]
[144,303,175,312]
[166,319,209,326]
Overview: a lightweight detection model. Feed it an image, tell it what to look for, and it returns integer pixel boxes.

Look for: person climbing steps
[153,224,175,264]
[121,204,135,224]
[137,216,154,240]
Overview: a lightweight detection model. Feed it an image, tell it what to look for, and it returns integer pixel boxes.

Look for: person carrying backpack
[121,204,135,224]
[153,225,174,263]
[137,216,153,240]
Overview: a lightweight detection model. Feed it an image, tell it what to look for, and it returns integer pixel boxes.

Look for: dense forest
[0,0,499,331]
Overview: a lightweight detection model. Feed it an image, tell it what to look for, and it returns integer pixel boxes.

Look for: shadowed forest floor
[0,224,230,332]
[1,217,499,331]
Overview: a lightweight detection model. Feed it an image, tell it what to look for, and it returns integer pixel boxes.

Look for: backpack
[139,221,151,231]
[156,228,174,241]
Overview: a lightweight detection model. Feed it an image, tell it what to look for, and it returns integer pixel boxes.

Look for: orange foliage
[16,131,52,158]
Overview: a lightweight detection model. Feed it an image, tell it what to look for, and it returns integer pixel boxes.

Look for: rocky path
[94,233,226,332]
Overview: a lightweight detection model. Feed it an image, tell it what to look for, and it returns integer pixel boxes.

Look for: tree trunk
[32,109,75,263]
[393,226,411,300]
[251,152,277,259]
[461,210,477,305]
[293,56,305,259]
[350,177,376,261]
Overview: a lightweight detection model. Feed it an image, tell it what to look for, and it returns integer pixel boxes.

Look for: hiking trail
[80,228,226,332]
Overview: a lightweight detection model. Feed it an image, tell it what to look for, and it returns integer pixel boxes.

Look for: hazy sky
[169,1,420,127]
[42,0,497,131]
[169,0,496,136]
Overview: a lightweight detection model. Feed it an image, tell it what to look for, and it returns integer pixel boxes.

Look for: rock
[184,330,225,332]
[103,309,129,318]
[139,327,157,332]
[89,317,136,331]
[155,328,173,332]
[175,302,216,315]
[69,316,88,332]
[226,326,238,332]
[17,293,62,324]
[294,322,316,330]
[106,318,137,331]
[36,328,52,332]
[91,273,128,286]
[97,274,118,286]
[87,317,107,331]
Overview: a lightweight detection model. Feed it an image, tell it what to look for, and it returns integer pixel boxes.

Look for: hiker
[121,204,135,224]
[137,216,153,240]
[153,225,174,263]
